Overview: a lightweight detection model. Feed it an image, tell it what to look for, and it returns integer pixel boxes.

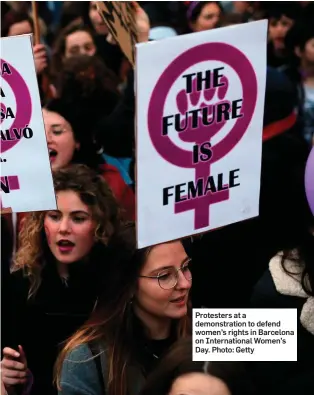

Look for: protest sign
[136,20,268,248]
[96,1,138,65]
[0,35,56,213]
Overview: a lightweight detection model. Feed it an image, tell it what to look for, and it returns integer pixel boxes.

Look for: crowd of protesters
[1,2,314,395]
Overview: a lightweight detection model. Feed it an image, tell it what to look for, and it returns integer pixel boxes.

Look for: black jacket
[4,253,109,395]
[190,68,309,309]
[248,254,314,395]
[94,69,135,158]
[191,129,309,309]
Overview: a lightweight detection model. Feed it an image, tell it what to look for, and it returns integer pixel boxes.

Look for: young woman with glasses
[55,223,192,395]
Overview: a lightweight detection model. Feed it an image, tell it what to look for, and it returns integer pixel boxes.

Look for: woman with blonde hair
[55,223,192,395]
[1,164,121,395]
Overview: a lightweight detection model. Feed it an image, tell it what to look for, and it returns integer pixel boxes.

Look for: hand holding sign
[96,1,138,65]
[132,2,150,43]
[97,1,150,64]
[33,44,48,75]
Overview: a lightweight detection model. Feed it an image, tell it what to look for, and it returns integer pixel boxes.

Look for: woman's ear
[294,46,302,58]
[75,141,80,151]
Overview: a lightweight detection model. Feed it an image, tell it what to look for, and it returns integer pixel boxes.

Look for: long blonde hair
[13,164,121,298]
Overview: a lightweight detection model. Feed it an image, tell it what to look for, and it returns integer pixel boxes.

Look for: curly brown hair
[13,164,121,298]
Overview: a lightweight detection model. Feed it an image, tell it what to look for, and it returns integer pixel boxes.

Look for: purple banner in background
[305,147,314,216]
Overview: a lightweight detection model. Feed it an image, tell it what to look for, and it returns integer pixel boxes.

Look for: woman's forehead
[43,109,70,127]
[145,241,187,268]
[55,190,90,211]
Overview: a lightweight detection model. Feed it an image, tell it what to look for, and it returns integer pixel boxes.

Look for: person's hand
[1,377,8,395]
[106,3,150,45]
[33,43,48,75]
[106,33,117,45]
[133,2,150,43]
[1,346,28,390]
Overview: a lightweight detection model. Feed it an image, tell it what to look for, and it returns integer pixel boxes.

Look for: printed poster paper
[1,35,56,212]
[136,20,268,247]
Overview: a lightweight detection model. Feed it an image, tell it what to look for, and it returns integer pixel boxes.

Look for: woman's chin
[168,304,188,319]
[53,252,78,265]
[50,161,60,171]
[57,257,76,265]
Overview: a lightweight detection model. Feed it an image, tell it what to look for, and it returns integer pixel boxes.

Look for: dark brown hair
[44,98,104,171]
[187,1,224,23]
[281,229,314,297]
[140,337,256,395]
[55,223,192,395]
[1,10,34,37]
[56,54,119,98]
[51,20,96,77]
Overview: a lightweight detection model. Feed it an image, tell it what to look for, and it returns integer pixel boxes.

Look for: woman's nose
[176,270,192,290]
[45,129,52,143]
[58,217,71,234]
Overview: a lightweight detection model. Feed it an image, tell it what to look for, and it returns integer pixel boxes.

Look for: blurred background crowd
[1,2,314,395]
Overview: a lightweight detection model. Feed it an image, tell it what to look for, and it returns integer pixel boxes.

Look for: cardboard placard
[0,35,56,213]
[136,21,268,247]
[96,1,138,65]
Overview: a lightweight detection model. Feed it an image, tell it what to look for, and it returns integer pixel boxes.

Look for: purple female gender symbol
[0,103,6,125]
[0,59,32,154]
[148,42,258,229]
[305,147,314,216]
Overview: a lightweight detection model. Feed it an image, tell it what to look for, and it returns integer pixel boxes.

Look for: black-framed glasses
[139,258,192,290]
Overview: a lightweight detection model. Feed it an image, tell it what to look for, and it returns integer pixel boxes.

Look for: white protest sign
[0,35,56,212]
[136,20,267,248]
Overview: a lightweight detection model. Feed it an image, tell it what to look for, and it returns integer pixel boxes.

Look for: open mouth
[57,240,75,253]
[49,149,58,161]
[57,240,75,246]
